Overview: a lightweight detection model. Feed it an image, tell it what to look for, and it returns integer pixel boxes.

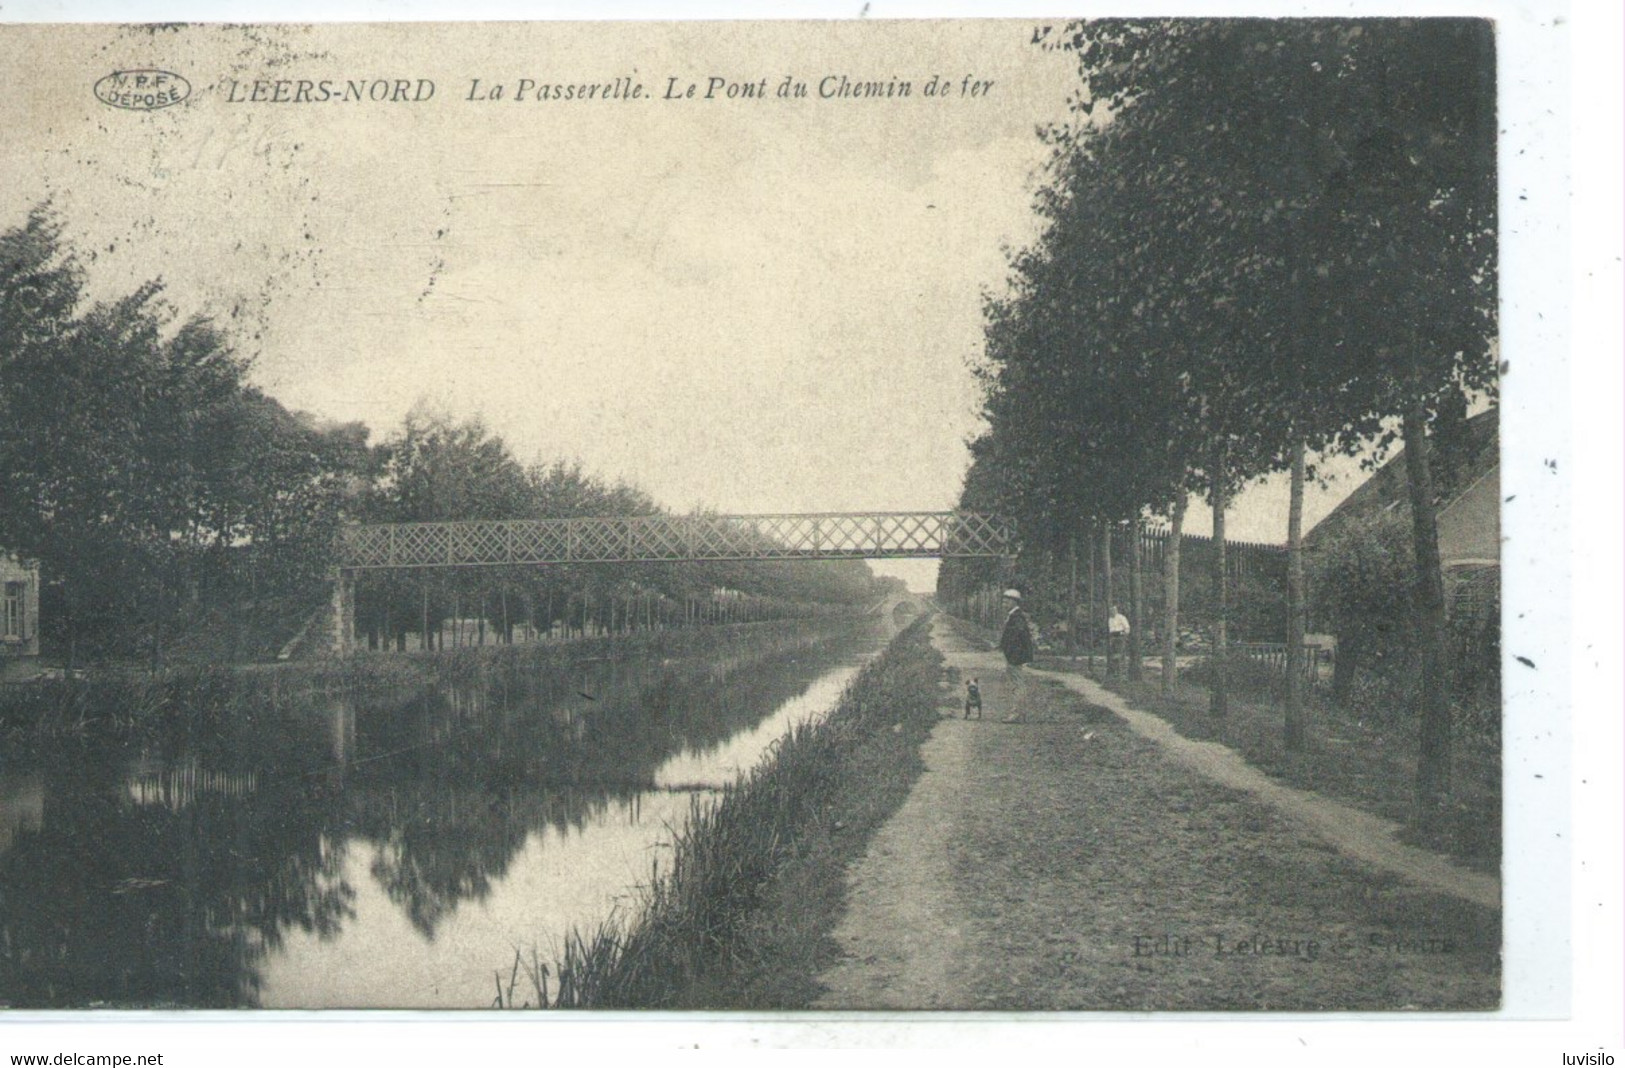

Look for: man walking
[1108,604,1130,674]
[998,588,1036,722]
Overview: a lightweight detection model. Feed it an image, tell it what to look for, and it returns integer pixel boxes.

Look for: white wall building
[0,554,40,660]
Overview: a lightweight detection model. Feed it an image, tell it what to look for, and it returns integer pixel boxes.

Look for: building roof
[1305,408,1499,566]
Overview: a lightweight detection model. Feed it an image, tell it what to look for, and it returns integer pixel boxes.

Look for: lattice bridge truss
[339,511,1014,570]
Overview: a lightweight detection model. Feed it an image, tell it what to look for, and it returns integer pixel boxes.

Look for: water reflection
[0,735,351,1007]
[0,620,880,1007]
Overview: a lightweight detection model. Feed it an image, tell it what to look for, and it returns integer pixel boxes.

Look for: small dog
[963,678,983,719]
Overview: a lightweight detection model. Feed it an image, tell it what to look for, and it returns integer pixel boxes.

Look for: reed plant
[538,614,944,1008]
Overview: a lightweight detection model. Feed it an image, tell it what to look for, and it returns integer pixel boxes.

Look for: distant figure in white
[997,588,1036,723]
[1108,604,1130,666]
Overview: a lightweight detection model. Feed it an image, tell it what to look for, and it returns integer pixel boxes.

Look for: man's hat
[1003,588,1021,599]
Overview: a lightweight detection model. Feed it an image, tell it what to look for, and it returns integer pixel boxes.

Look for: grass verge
[522,613,945,1009]
[957,619,1497,872]
[1079,667,1500,871]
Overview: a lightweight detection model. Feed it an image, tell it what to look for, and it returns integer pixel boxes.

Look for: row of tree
[939,19,1496,813]
[0,209,882,664]
[350,410,883,650]
[0,208,371,665]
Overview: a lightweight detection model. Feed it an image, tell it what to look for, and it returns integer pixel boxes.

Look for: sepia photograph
[0,2,1604,1053]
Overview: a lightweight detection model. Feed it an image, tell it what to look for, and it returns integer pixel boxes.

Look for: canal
[0,617,889,1008]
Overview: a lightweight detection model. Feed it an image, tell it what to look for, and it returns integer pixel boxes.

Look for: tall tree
[962,21,1494,820]
[1036,19,1495,795]
[1,209,372,660]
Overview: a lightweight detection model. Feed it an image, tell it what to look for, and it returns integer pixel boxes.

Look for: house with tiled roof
[1306,408,1498,569]
[1305,407,1500,688]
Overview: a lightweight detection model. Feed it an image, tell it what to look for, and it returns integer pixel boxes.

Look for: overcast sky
[4,20,1385,588]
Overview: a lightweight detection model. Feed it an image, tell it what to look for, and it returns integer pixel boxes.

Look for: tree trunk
[1086,529,1098,672]
[1403,404,1452,812]
[1333,631,1360,706]
[1211,450,1229,719]
[1127,515,1143,681]
[149,577,164,674]
[1101,519,1115,677]
[64,579,78,673]
[1285,434,1308,750]
[1162,495,1185,696]
[1066,532,1078,659]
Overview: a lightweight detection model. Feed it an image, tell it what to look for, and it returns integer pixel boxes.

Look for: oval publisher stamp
[94,69,190,110]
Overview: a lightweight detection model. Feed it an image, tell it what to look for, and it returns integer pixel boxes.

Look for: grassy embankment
[956,617,1498,871]
[1103,660,1499,870]
[501,613,945,1009]
[0,616,863,741]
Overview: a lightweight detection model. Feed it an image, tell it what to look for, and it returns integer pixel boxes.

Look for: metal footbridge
[330,511,1012,652]
[338,511,1013,569]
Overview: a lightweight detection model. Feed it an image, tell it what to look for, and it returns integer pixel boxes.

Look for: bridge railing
[339,511,1013,570]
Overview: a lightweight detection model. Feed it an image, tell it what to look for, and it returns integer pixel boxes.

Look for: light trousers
[1004,661,1027,715]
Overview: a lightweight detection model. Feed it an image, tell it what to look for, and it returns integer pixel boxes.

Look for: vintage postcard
[0,5,1592,1055]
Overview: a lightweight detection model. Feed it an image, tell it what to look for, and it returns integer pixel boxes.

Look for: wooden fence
[1138,527,1286,582]
[1232,642,1333,687]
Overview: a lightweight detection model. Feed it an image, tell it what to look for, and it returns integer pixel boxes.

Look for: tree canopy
[0,212,378,658]
[0,208,884,660]
[948,18,1496,805]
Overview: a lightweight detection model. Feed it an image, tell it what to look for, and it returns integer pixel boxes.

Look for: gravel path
[814,619,1500,1011]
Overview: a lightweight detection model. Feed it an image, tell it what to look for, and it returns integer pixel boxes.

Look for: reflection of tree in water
[343,628,873,939]
[0,622,877,1002]
[0,736,351,1008]
[358,784,530,938]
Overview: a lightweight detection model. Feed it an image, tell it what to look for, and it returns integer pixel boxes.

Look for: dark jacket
[999,606,1035,666]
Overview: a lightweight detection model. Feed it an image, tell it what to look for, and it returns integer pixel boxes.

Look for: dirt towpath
[1032,664,1500,911]
[813,618,1500,1011]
